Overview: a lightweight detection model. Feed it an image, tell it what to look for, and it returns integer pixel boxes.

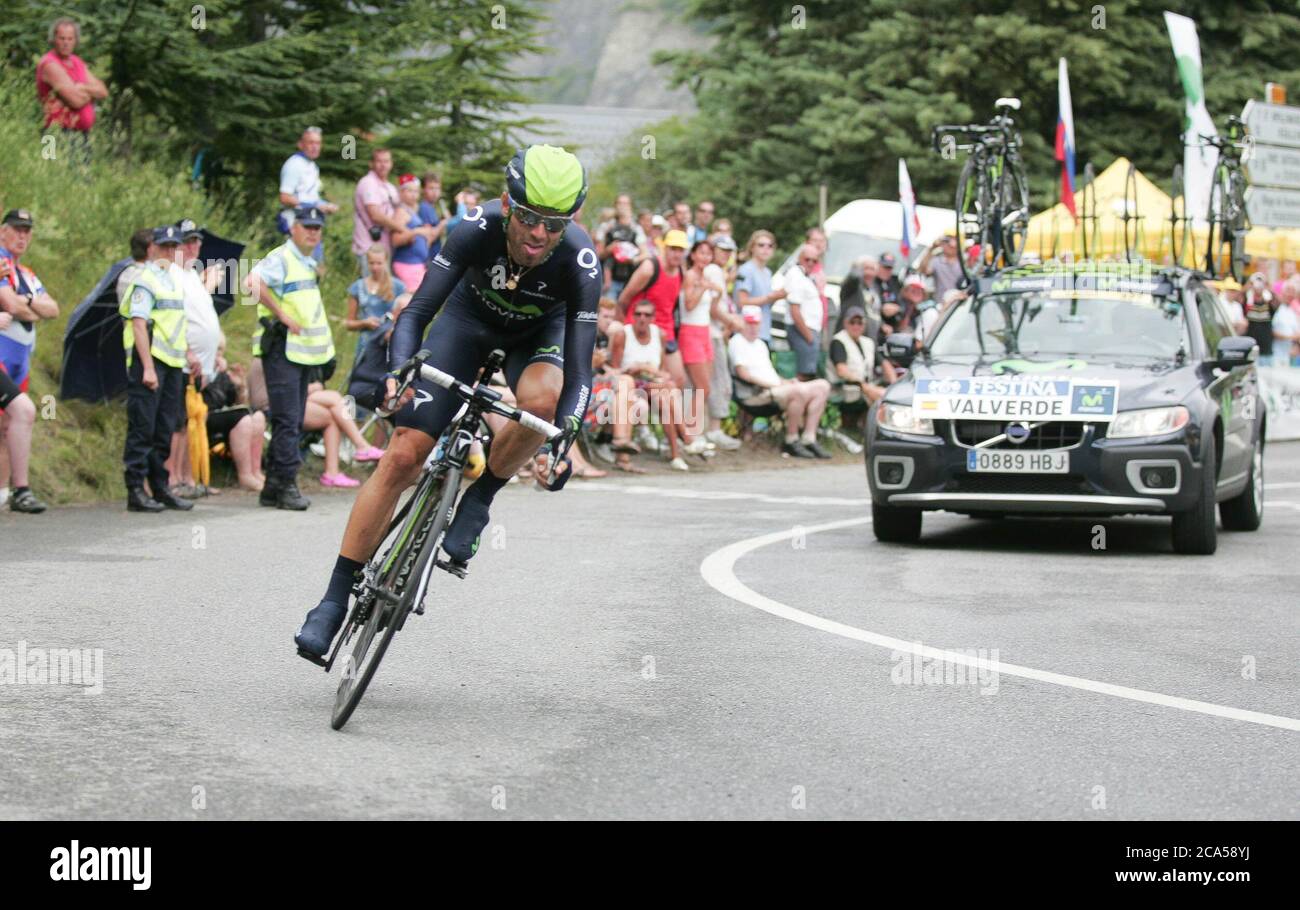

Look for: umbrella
[59,257,132,403]
[60,229,247,403]
[185,377,210,486]
[195,229,246,316]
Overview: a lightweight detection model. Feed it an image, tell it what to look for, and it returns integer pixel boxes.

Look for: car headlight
[877,402,935,436]
[1107,406,1190,439]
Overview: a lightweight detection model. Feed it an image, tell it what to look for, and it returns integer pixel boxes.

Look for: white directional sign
[1242,100,1300,149]
[1246,186,1300,229]
[1245,142,1300,189]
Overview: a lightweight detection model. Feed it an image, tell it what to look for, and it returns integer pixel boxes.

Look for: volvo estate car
[864,263,1265,554]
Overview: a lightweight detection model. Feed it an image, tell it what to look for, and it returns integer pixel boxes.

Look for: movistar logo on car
[1071,384,1116,415]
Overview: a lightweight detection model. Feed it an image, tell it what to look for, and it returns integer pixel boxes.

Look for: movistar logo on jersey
[535,344,561,355]
[479,286,543,318]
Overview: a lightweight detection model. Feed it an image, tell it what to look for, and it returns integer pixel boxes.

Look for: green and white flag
[1165,11,1218,224]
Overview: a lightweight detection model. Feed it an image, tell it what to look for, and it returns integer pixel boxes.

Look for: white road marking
[700,516,1300,733]
[1264,481,1300,490]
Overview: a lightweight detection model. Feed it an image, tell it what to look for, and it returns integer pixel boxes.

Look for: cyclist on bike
[294,145,600,660]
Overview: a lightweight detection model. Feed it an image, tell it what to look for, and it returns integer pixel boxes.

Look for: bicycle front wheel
[1204,165,1232,279]
[330,468,461,730]
[997,159,1030,269]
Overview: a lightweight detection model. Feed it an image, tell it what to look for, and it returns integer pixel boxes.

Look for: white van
[770,198,957,343]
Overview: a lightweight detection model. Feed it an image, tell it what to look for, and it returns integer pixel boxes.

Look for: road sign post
[1242,98,1300,228]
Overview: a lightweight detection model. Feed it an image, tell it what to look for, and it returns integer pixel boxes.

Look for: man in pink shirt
[35,18,108,160]
[806,226,831,331]
[351,148,405,276]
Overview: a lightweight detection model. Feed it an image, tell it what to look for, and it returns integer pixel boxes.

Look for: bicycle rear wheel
[1228,170,1250,283]
[330,468,461,730]
[954,157,988,285]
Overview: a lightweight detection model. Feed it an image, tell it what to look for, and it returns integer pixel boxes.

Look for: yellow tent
[1024,156,1300,267]
[1244,225,1300,261]
[1023,157,1188,263]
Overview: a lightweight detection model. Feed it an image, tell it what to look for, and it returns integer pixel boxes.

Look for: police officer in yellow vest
[121,224,197,512]
[248,204,335,510]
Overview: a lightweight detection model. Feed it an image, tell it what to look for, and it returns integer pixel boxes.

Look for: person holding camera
[351,148,404,276]
[246,204,336,510]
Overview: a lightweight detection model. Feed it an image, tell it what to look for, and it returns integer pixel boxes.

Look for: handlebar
[931,121,1018,153]
[380,352,564,442]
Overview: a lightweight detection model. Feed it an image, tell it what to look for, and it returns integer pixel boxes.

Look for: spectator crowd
[6,14,1300,515]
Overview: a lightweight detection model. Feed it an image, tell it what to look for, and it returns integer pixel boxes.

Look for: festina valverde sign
[1245,186,1300,230]
[1242,100,1300,149]
[1245,142,1300,189]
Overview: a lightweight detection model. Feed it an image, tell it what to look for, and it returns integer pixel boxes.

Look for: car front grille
[944,474,1092,496]
[950,420,1087,450]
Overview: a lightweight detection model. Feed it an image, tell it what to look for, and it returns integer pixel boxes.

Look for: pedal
[296,647,328,669]
[434,556,468,579]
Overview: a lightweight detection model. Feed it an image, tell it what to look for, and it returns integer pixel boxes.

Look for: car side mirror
[1216,335,1257,370]
[884,333,916,368]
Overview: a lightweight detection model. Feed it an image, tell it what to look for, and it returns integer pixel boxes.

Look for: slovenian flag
[1055,57,1077,218]
[899,158,920,257]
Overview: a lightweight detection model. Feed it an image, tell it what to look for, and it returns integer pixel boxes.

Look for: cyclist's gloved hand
[540,416,581,492]
[378,371,416,415]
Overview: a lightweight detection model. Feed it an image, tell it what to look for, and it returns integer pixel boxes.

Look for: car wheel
[872,500,922,543]
[1171,434,1218,555]
[1220,431,1263,531]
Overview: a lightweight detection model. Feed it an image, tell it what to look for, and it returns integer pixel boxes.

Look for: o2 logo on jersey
[577,247,599,280]
[464,205,487,230]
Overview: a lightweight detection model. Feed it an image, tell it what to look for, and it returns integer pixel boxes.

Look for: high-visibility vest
[829,328,873,403]
[252,242,335,365]
[120,263,187,368]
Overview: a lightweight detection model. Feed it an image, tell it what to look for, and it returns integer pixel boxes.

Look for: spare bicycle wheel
[953,157,985,285]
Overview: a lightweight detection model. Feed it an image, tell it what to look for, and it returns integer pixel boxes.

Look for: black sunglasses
[508,196,572,233]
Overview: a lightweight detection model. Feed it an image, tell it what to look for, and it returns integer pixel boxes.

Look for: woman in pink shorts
[679,240,722,423]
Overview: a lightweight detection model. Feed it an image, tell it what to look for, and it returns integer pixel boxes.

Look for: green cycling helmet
[505,145,588,215]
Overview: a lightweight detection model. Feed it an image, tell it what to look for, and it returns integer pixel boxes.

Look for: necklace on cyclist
[504,257,534,291]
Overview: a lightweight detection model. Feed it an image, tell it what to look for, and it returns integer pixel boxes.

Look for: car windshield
[926,290,1190,360]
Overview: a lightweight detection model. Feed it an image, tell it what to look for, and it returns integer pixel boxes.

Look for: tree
[595,0,1300,252]
[2,0,545,215]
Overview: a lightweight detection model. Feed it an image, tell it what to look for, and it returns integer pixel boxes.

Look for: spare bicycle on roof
[932,98,1031,284]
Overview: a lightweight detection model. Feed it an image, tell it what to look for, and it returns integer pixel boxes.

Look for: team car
[865,263,1265,554]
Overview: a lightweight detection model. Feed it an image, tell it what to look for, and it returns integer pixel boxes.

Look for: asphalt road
[2,445,1298,820]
